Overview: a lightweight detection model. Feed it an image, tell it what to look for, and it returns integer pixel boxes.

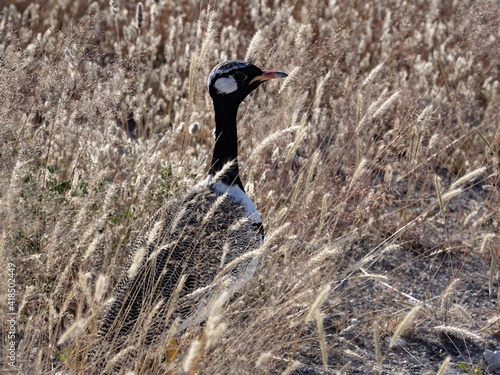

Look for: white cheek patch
[213,77,238,95]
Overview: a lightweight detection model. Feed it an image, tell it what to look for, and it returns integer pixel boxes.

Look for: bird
[94,61,287,369]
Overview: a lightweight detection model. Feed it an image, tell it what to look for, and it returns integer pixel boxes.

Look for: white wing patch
[213,76,238,95]
[198,175,262,224]
[196,175,212,188]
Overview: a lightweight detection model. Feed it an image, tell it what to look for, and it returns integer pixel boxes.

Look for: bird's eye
[233,72,246,82]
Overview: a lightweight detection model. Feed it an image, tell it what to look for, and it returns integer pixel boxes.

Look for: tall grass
[1,0,499,373]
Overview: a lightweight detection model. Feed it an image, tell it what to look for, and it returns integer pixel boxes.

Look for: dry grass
[1,0,499,373]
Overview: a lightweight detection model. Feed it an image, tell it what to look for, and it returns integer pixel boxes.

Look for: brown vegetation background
[1,0,499,373]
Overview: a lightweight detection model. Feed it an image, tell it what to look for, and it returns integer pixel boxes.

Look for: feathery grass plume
[344,349,363,360]
[143,298,165,337]
[78,272,96,314]
[203,192,228,223]
[198,6,214,64]
[450,167,486,190]
[104,346,136,372]
[373,321,381,374]
[464,209,478,226]
[286,113,307,160]
[440,278,459,309]
[389,305,420,348]
[356,88,387,132]
[453,304,477,328]
[440,188,462,203]
[290,174,303,206]
[94,274,108,303]
[170,207,187,234]
[215,223,291,282]
[305,284,331,322]
[135,3,143,29]
[434,325,483,343]
[51,252,78,301]
[295,23,308,45]
[255,352,272,368]
[304,152,319,192]
[434,174,445,219]
[359,273,388,281]
[412,104,432,163]
[372,90,400,119]
[17,285,34,316]
[188,6,214,101]
[48,299,57,342]
[245,181,254,197]
[349,158,367,190]
[247,125,300,161]
[291,99,302,127]
[281,360,300,375]
[356,93,363,131]
[481,315,500,332]
[83,233,102,261]
[212,159,236,182]
[0,160,22,254]
[188,54,197,99]
[229,216,250,233]
[308,246,340,267]
[472,212,494,228]
[57,288,76,330]
[205,322,226,350]
[128,246,146,279]
[436,356,450,375]
[183,339,201,372]
[57,319,84,345]
[479,232,495,256]
[416,103,433,124]
[336,363,351,375]
[361,62,384,88]
[279,66,298,94]
[316,311,328,370]
[482,184,496,191]
[245,29,262,61]
[319,195,328,231]
[219,242,230,269]
[205,291,228,349]
[344,244,399,276]
[428,133,439,150]
[313,69,332,108]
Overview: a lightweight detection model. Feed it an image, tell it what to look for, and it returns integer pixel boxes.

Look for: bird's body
[98,182,261,349]
[96,61,286,364]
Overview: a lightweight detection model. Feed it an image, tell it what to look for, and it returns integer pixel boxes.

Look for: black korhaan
[95,61,287,369]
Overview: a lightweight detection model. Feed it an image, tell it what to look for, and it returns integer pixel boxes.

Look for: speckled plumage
[97,182,261,354]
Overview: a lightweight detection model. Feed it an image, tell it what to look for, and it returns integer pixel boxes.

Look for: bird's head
[207,61,287,106]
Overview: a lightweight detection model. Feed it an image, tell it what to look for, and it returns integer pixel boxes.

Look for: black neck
[208,101,244,191]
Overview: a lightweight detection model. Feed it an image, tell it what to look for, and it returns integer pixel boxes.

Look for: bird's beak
[249,70,288,84]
